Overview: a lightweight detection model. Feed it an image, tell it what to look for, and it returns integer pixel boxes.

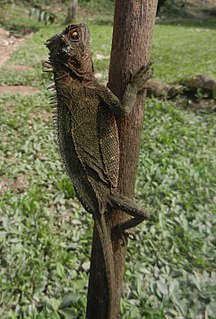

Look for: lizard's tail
[94,214,115,319]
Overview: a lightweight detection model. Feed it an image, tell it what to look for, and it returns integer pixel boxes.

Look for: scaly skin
[45,23,150,319]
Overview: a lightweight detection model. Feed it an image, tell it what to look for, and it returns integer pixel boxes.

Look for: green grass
[0,2,216,319]
[153,20,216,82]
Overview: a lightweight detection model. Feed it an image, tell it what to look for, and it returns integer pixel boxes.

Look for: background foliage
[0,1,216,318]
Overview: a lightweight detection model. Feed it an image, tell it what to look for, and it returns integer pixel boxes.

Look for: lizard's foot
[112,225,136,246]
[112,224,136,240]
[108,192,149,235]
[131,63,153,91]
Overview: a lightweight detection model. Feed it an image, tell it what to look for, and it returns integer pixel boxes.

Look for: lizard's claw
[121,228,136,241]
[112,225,136,245]
[131,62,153,91]
[126,231,136,241]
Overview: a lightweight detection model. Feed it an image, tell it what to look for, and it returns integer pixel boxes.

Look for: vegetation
[0,2,216,318]
[157,0,186,16]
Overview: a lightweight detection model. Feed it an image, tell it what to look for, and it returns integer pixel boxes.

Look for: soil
[0,174,28,194]
[3,65,35,72]
[0,28,38,95]
[0,28,26,67]
[0,85,38,95]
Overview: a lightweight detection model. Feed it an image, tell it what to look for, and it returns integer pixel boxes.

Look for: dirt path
[0,85,38,95]
[0,28,27,67]
[0,28,39,95]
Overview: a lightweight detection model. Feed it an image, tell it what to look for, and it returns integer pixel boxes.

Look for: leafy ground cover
[0,2,216,319]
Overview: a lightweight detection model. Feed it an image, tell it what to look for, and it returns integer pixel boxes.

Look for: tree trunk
[86,1,158,318]
[156,0,166,15]
[65,0,78,24]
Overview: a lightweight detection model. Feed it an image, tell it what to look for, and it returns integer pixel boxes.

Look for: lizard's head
[45,23,91,71]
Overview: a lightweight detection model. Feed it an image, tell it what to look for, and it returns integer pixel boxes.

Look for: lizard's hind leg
[108,192,149,233]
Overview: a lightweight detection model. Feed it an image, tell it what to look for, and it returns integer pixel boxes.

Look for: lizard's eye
[70,31,79,41]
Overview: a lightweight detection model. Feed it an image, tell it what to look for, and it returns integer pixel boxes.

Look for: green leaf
[59,294,75,309]
[56,263,65,279]
[207,302,216,316]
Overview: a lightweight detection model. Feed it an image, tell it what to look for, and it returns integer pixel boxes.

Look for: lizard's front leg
[97,63,152,116]
[96,64,151,236]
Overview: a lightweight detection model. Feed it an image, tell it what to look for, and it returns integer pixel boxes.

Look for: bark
[86,1,158,318]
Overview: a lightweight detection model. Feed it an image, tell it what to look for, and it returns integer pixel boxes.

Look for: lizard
[45,23,150,319]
